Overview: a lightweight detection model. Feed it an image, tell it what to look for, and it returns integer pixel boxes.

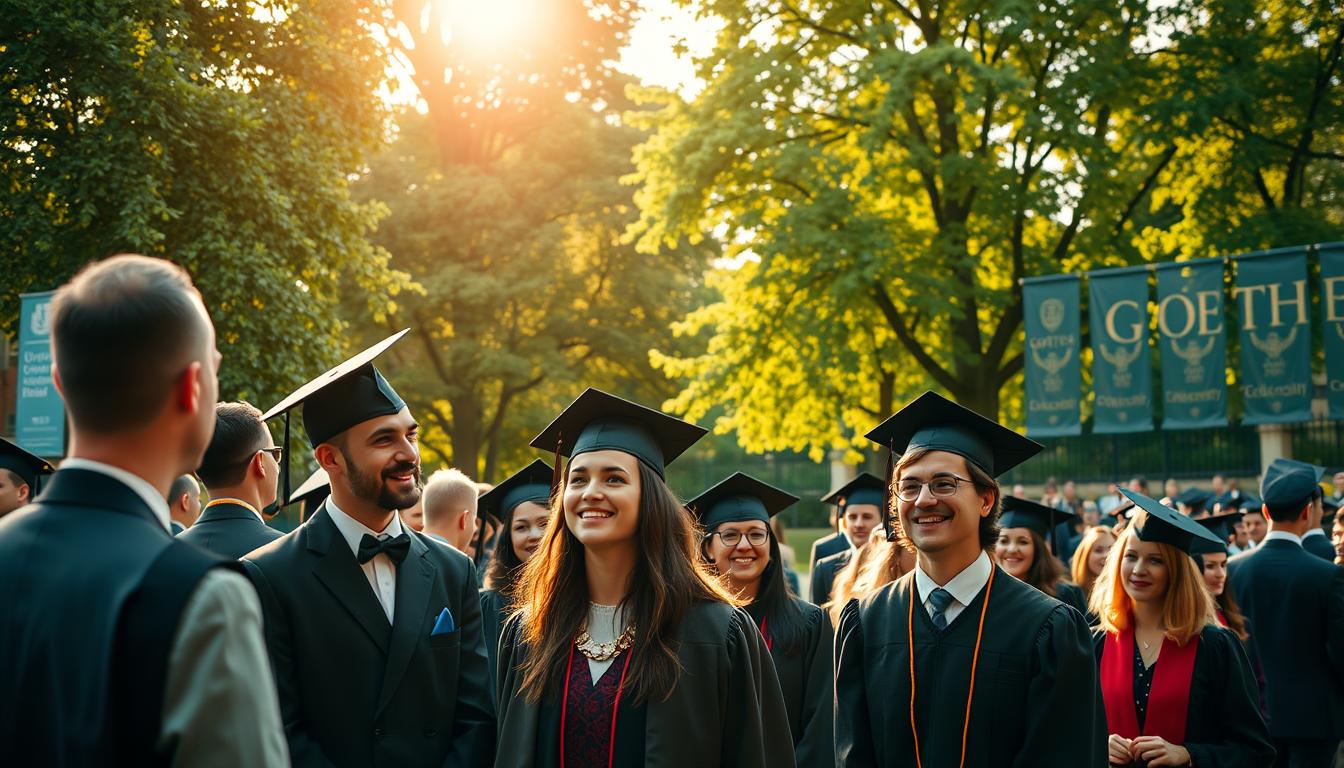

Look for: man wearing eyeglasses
[181,401,285,559]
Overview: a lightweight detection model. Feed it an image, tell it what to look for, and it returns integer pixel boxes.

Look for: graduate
[1091,490,1274,768]
[493,389,793,767]
[995,496,1090,617]
[0,436,54,518]
[835,391,1105,767]
[810,473,884,605]
[477,459,552,686]
[1192,514,1251,640]
[243,331,495,768]
[1070,525,1117,605]
[689,472,834,768]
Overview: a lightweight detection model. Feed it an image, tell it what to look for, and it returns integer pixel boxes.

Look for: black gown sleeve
[721,608,797,768]
[1184,627,1275,768]
[834,598,876,767]
[794,607,836,768]
[1327,567,1344,694]
[1055,581,1089,619]
[1013,604,1107,768]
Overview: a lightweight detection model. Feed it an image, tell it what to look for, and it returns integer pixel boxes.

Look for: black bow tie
[357,533,410,565]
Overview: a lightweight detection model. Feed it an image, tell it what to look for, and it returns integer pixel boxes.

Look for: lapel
[305,504,392,654]
[37,468,168,534]
[376,530,435,715]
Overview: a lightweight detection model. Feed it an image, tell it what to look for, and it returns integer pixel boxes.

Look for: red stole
[1100,627,1199,744]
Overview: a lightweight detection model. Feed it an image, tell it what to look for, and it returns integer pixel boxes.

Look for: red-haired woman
[493,390,792,767]
[1090,492,1272,767]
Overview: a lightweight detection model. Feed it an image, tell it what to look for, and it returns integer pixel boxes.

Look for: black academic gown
[479,588,509,700]
[835,566,1107,767]
[1053,581,1089,619]
[1228,540,1344,742]
[745,599,834,768]
[1303,531,1336,562]
[494,600,795,767]
[810,531,848,566]
[809,549,850,606]
[243,504,495,768]
[1091,625,1274,768]
[178,500,282,559]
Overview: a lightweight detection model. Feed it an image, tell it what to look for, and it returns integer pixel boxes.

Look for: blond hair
[1088,517,1216,646]
[421,468,478,528]
[1069,526,1117,600]
[825,534,913,625]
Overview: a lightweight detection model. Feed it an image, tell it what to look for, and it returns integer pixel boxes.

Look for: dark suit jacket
[178,500,282,559]
[1229,538,1344,740]
[809,548,851,605]
[809,531,848,567]
[1303,531,1336,562]
[243,504,494,768]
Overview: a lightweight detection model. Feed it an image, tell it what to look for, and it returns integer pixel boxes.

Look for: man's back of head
[421,468,479,552]
[197,401,278,514]
[50,254,219,490]
[168,474,201,529]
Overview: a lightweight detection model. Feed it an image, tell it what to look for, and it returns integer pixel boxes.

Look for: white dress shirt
[1264,530,1303,546]
[61,457,172,532]
[913,550,993,626]
[326,497,403,623]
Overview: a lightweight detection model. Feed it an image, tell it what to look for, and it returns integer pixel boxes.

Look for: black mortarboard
[1000,496,1078,538]
[529,388,706,479]
[1227,494,1262,513]
[478,460,553,524]
[1175,488,1213,515]
[1121,489,1224,556]
[287,467,330,507]
[1194,511,1240,547]
[687,472,798,529]
[864,391,1043,477]
[0,436,55,490]
[820,472,886,509]
[1261,458,1325,516]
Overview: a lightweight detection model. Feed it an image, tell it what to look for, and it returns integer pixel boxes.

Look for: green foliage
[629,0,1343,461]
[1,0,406,408]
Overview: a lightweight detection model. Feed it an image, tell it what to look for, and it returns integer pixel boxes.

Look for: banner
[1024,275,1082,437]
[1156,261,1227,429]
[1089,269,1153,433]
[16,291,64,457]
[1235,250,1313,424]
[1324,245,1344,420]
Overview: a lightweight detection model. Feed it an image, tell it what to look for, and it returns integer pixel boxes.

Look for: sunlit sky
[617,1,721,97]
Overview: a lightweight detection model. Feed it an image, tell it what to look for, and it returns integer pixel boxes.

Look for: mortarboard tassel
[550,434,563,505]
[883,441,897,542]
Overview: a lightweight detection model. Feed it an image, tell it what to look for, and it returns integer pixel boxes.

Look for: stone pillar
[829,449,853,490]
[1256,423,1293,476]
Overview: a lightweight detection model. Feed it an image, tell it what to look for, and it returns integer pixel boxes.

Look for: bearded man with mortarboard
[242,330,495,768]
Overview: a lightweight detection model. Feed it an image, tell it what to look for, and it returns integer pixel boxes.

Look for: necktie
[358,533,410,565]
[928,587,954,631]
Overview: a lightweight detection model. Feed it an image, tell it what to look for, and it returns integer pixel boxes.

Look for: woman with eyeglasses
[1090,492,1273,768]
[690,473,834,768]
[493,390,792,768]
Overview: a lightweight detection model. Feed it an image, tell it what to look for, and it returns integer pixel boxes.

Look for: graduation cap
[999,496,1078,538]
[1120,488,1225,556]
[1260,458,1325,516]
[687,472,798,529]
[1194,511,1240,547]
[286,467,330,511]
[1174,488,1213,515]
[261,330,410,510]
[0,437,55,494]
[820,473,886,509]
[529,388,707,480]
[864,391,1043,478]
[478,460,553,524]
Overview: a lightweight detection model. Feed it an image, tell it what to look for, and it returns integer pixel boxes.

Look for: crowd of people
[2,253,1343,767]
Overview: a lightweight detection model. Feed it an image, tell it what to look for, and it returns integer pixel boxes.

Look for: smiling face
[1201,551,1228,596]
[843,503,881,549]
[1087,531,1115,578]
[1120,538,1170,605]
[995,527,1036,578]
[328,408,421,512]
[705,520,772,587]
[562,449,641,550]
[896,450,995,563]
[511,500,550,563]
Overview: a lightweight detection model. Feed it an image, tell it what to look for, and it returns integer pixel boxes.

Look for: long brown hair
[825,535,913,624]
[1002,527,1068,597]
[1089,520,1217,646]
[515,460,738,704]
[1069,526,1116,600]
[1194,552,1250,641]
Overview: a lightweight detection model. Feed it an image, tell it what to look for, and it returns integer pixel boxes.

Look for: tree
[1,0,404,407]
[627,0,1224,458]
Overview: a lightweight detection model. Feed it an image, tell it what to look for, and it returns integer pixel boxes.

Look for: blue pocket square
[431,607,455,636]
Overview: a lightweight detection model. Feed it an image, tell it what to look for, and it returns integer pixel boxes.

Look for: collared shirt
[61,458,172,532]
[1303,528,1326,541]
[326,497,403,623]
[1264,530,1303,546]
[205,497,266,524]
[914,550,993,626]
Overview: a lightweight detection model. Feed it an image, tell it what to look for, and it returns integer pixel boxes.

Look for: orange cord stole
[907,566,996,768]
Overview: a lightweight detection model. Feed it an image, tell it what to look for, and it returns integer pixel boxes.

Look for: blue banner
[16,291,64,457]
[1024,275,1082,437]
[1156,261,1228,429]
[1321,244,1344,420]
[1235,249,1312,424]
[1089,270,1153,433]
